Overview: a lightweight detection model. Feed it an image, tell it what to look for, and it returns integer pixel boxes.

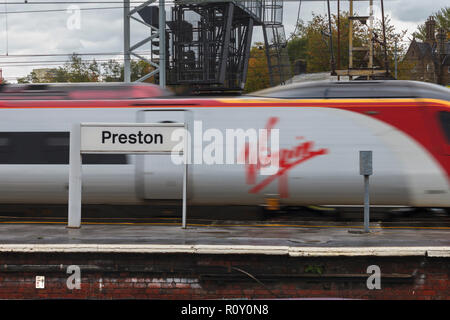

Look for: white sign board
[68,122,188,229]
[80,123,184,153]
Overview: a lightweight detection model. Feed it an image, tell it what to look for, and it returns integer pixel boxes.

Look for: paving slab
[0,222,449,256]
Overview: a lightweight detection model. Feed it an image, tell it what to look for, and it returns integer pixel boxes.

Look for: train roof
[249,80,450,101]
[0,82,173,100]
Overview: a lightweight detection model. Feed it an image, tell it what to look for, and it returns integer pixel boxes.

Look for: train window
[0,137,9,147]
[250,81,449,101]
[326,84,412,98]
[410,81,450,101]
[438,111,450,144]
[82,154,128,165]
[0,136,10,154]
[0,132,128,165]
[46,136,69,146]
[250,84,326,99]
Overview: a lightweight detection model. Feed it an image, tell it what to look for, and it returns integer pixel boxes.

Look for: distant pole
[159,0,166,88]
[124,0,131,82]
[368,0,374,80]
[380,0,389,78]
[394,40,398,79]
[337,0,341,80]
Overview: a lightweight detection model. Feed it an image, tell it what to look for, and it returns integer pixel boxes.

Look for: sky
[0,0,448,82]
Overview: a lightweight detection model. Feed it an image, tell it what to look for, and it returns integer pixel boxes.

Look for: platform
[0,222,449,300]
[0,222,449,253]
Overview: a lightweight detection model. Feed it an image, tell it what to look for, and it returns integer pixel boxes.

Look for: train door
[427,108,450,156]
[136,110,187,199]
[437,110,450,156]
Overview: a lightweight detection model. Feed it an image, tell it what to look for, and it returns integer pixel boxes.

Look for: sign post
[359,151,373,233]
[68,123,82,228]
[67,122,187,229]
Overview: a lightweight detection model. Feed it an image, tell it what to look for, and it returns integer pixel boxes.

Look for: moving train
[0,80,449,212]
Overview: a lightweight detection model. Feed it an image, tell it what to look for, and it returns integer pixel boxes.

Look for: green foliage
[413,7,450,41]
[304,265,324,275]
[244,42,271,93]
[287,32,307,65]
[17,54,156,84]
[102,59,123,82]
[286,12,407,74]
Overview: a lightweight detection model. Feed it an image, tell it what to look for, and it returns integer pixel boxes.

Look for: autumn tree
[244,42,271,93]
[287,12,407,75]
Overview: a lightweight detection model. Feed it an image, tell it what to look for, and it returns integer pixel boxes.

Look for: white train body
[0,81,449,208]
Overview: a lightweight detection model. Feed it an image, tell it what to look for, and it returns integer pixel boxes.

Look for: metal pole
[182,159,187,229]
[349,0,353,80]
[159,0,166,88]
[359,151,373,233]
[327,0,336,75]
[182,124,187,229]
[368,0,373,80]
[124,0,131,82]
[262,26,274,87]
[68,124,82,229]
[364,175,370,233]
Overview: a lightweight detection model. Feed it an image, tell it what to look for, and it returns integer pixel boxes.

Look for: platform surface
[0,221,449,256]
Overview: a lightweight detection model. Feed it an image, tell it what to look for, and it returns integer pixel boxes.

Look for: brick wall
[0,252,448,299]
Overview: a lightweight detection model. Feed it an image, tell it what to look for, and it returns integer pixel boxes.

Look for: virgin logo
[242,117,329,198]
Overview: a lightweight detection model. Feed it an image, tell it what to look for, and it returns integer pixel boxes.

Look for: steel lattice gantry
[262,0,291,86]
[167,0,266,91]
[124,0,291,92]
[166,0,292,92]
[123,0,167,86]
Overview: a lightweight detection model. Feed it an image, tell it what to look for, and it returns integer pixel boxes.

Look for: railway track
[0,206,448,229]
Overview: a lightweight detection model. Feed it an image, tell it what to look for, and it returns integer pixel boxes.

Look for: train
[0,80,448,212]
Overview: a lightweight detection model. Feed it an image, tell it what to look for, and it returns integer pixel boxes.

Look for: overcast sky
[0,0,448,82]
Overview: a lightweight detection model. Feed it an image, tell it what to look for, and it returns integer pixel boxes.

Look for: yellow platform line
[0,220,450,230]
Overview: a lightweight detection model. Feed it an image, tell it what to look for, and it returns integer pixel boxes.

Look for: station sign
[69,122,188,230]
[80,123,184,154]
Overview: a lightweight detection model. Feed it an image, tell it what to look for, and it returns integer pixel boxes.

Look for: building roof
[408,39,450,65]
[415,41,434,58]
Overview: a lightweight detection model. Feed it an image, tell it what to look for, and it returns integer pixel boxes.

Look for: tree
[287,12,366,73]
[130,59,156,82]
[55,54,100,82]
[17,71,39,84]
[413,7,449,41]
[244,42,271,93]
[286,12,407,75]
[102,59,122,82]
[17,54,156,84]
[286,21,308,67]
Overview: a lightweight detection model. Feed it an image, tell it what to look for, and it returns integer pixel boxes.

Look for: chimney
[437,28,446,55]
[437,27,446,85]
[425,16,436,45]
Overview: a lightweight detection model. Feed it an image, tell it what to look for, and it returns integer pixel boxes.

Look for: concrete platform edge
[0,244,450,257]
